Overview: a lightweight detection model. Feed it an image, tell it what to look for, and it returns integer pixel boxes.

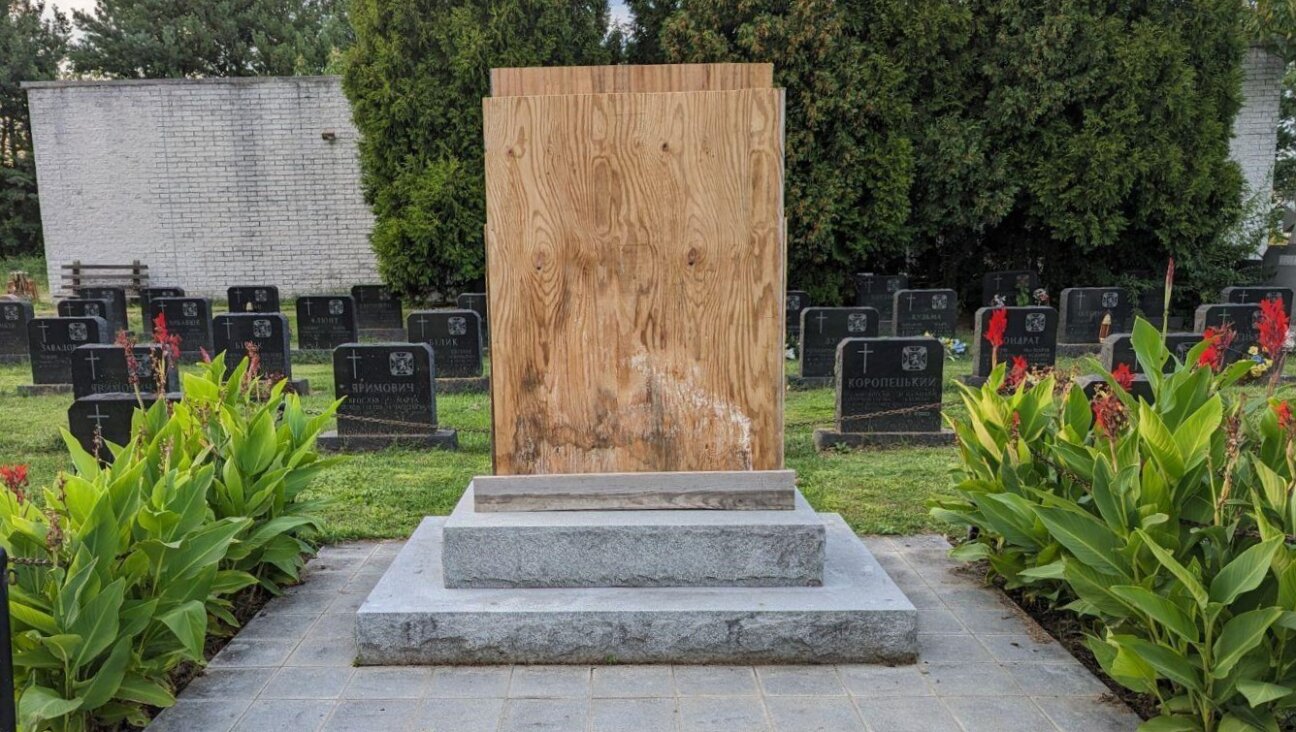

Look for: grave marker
[213,313,308,392]
[0,299,33,362]
[1100,332,1202,374]
[76,286,128,335]
[1194,303,1261,360]
[982,270,1039,306]
[1058,287,1133,344]
[68,393,180,460]
[456,293,489,341]
[968,306,1058,382]
[57,298,111,321]
[317,343,458,451]
[149,298,214,362]
[71,343,176,398]
[139,287,184,325]
[296,296,358,350]
[812,336,951,448]
[25,317,110,387]
[1222,286,1294,316]
[407,310,484,379]
[352,285,404,333]
[853,274,908,320]
[227,286,281,313]
[786,291,810,339]
[893,289,958,338]
[797,307,879,380]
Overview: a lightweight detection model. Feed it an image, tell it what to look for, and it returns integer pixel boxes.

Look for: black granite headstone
[227,286,281,313]
[297,296,358,350]
[1193,304,1261,360]
[969,306,1058,379]
[68,393,180,460]
[27,317,110,384]
[334,343,438,435]
[139,287,185,324]
[71,344,176,398]
[853,274,909,320]
[149,297,214,363]
[1100,332,1203,374]
[835,337,944,433]
[798,307,880,378]
[76,286,128,335]
[407,310,483,378]
[1058,287,1133,344]
[893,289,958,338]
[456,293,489,340]
[57,298,111,321]
[786,291,810,338]
[0,299,33,360]
[982,270,1040,306]
[213,313,293,378]
[1075,374,1155,405]
[352,285,403,331]
[1222,286,1294,316]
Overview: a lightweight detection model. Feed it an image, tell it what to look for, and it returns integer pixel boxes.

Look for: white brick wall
[24,77,379,298]
[1230,47,1285,257]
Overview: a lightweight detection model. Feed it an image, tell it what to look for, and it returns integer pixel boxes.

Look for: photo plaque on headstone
[893,289,958,338]
[22,316,110,392]
[407,310,486,388]
[966,306,1058,384]
[149,297,214,363]
[297,296,358,350]
[982,270,1040,306]
[853,274,908,321]
[0,299,33,362]
[796,307,880,383]
[317,343,458,451]
[227,286,281,313]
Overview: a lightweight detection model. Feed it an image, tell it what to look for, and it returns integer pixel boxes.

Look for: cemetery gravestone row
[1100,332,1203,374]
[297,296,358,350]
[76,286,128,335]
[24,317,110,390]
[0,299,33,362]
[213,313,309,394]
[407,310,485,384]
[797,307,879,381]
[318,343,458,451]
[149,298,214,363]
[1057,287,1133,347]
[352,285,404,334]
[71,344,176,398]
[982,270,1039,306]
[967,306,1058,383]
[853,273,908,321]
[228,286,281,314]
[893,289,958,338]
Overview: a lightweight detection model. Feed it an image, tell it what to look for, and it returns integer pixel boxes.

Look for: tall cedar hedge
[349,0,1256,305]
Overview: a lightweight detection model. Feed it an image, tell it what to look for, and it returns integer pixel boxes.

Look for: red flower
[0,464,29,504]
[1257,297,1289,361]
[1092,393,1127,436]
[1112,362,1134,391]
[985,308,1008,349]
[1006,355,1028,389]
[1197,325,1234,372]
[115,330,140,389]
[152,313,182,361]
[1273,400,1294,432]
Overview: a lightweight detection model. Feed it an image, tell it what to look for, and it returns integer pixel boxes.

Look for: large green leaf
[1212,608,1283,679]
[159,600,207,661]
[1109,585,1198,643]
[18,685,82,729]
[69,578,125,670]
[1137,530,1208,608]
[1210,538,1282,605]
[1113,635,1201,691]
[1035,507,1127,577]
[1236,679,1293,707]
[115,674,176,708]
[75,637,131,710]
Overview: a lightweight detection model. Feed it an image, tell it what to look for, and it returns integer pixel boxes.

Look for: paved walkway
[147,535,1141,732]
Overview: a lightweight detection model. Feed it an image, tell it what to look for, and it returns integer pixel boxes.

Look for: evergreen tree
[0,0,67,257]
[344,0,614,299]
[70,0,351,78]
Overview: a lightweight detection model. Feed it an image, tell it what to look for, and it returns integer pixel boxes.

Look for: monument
[19,316,111,395]
[317,343,458,451]
[0,299,33,363]
[1057,287,1133,355]
[352,284,404,338]
[406,309,487,392]
[212,313,310,394]
[148,297,214,363]
[893,288,958,338]
[853,273,908,323]
[965,306,1058,386]
[355,63,915,665]
[296,296,358,351]
[982,269,1039,306]
[794,306,879,387]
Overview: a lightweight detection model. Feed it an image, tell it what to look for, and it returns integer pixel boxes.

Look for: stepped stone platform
[356,501,917,665]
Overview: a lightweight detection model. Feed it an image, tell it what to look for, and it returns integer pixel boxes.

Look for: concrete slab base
[813,429,955,450]
[442,487,823,588]
[356,514,917,665]
[436,376,490,394]
[1057,343,1101,358]
[317,429,459,452]
[0,354,27,364]
[787,375,832,390]
[17,383,72,396]
[285,378,311,396]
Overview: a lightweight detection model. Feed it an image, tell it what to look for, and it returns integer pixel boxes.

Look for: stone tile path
[147,535,1141,732]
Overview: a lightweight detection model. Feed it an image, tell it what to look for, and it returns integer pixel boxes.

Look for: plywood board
[490,63,773,97]
[484,88,785,475]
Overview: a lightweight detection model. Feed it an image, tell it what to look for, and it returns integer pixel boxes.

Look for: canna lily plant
[933,318,1296,732]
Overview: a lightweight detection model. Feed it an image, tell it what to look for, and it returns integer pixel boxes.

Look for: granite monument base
[813,428,955,451]
[1057,343,1102,358]
[786,375,832,390]
[17,383,72,396]
[436,376,490,394]
[317,429,459,452]
[0,354,27,364]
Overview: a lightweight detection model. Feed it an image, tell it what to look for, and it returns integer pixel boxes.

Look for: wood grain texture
[484,87,786,475]
[473,470,796,511]
[490,63,773,97]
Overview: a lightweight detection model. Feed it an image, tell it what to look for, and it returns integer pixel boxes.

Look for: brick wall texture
[1231,47,1285,202]
[25,76,378,298]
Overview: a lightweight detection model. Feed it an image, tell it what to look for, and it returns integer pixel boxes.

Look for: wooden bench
[59,260,149,300]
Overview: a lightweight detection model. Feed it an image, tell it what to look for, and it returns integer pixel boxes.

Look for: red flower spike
[1197,325,1234,372]
[1007,355,1028,389]
[1273,400,1294,432]
[1112,363,1134,391]
[0,464,29,504]
[985,308,1008,349]
[1258,297,1289,361]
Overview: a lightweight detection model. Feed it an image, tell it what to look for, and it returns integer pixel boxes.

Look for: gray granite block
[442,487,825,588]
[355,514,916,665]
[812,429,954,450]
[316,429,458,452]
[16,383,72,396]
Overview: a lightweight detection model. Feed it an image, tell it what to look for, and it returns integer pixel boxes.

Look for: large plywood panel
[490,63,773,97]
[484,88,785,475]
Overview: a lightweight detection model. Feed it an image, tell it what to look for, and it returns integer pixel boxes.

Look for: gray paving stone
[263,589,334,616]
[509,666,591,698]
[766,695,866,731]
[410,697,507,732]
[1034,695,1140,732]
[942,695,1058,732]
[917,633,992,664]
[320,699,419,731]
[678,696,770,732]
[208,640,297,669]
[286,637,357,667]
[837,665,932,697]
[591,698,679,732]
[593,665,676,698]
[260,666,354,699]
[326,588,370,614]
[854,696,960,732]
[916,607,964,633]
[343,667,434,699]
[317,543,376,562]
[428,667,512,698]
[309,612,358,639]
[673,666,759,696]
[937,587,1012,610]
[757,666,845,696]
[182,668,275,700]
[979,633,1076,664]
[232,699,333,732]
[898,585,942,609]
[297,568,354,589]
[925,663,1023,697]
[148,700,250,732]
[236,612,317,641]
[949,606,1036,634]
[1006,662,1111,696]
[500,698,590,732]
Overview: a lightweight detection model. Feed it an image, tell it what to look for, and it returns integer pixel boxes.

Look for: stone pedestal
[17,383,72,396]
[355,482,917,665]
[813,428,954,450]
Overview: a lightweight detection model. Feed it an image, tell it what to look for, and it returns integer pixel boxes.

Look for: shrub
[933,319,1296,731]
[1,358,338,731]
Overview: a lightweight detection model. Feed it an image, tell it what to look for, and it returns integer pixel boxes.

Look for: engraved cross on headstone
[815,311,829,334]
[347,349,363,379]
[223,318,236,340]
[36,321,50,343]
[86,404,110,431]
[906,293,917,310]
[856,343,874,375]
[415,315,431,341]
[302,299,313,316]
[84,351,100,380]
